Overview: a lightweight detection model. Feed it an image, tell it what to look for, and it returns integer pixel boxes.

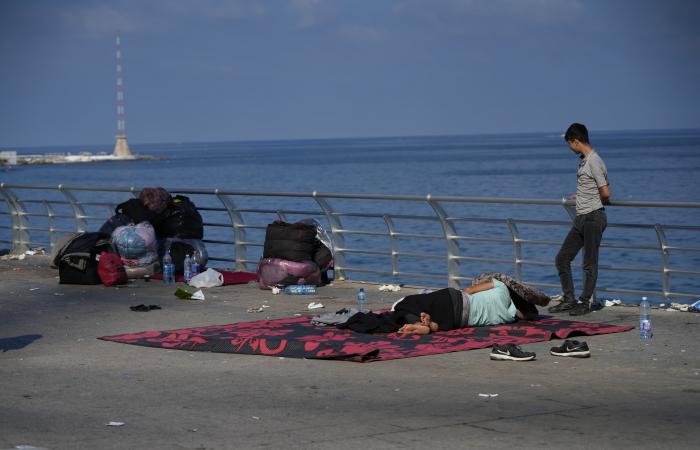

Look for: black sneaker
[548,298,577,313]
[550,340,591,358]
[569,300,591,316]
[490,344,536,361]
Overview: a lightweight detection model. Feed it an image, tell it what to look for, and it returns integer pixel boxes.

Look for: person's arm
[463,281,494,295]
[599,185,611,205]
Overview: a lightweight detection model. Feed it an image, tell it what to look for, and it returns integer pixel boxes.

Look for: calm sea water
[2,129,699,302]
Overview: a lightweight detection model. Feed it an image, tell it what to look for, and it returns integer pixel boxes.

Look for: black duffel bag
[263,220,318,262]
[52,232,112,284]
[154,195,204,239]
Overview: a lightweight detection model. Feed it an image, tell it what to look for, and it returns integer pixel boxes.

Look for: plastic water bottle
[640,296,652,340]
[191,257,200,276]
[357,288,366,312]
[183,254,192,283]
[162,250,174,285]
[283,285,317,295]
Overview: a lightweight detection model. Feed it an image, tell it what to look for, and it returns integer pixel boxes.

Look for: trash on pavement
[105,421,125,426]
[378,284,401,292]
[307,302,324,310]
[604,299,622,307]
[478,393,499,398]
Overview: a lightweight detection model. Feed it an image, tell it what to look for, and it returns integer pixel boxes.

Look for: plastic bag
[112,221,158,267]
[189,268,224,288]
[257,258,320,289]
[97,251,128,286]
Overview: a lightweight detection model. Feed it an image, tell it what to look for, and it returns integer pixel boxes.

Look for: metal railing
[1,183,699,301]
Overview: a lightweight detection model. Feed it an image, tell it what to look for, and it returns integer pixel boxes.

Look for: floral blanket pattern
[100,316,632,363]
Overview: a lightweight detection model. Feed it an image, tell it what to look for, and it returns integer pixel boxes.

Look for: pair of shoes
[569,300,591,316]
[550,340,590,357]
[548,298,577,313]
[129,304,162,312]
[490,344,536,361]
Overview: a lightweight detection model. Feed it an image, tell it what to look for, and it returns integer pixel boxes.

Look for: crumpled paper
[378,284,401,292]
[604,299,622,307]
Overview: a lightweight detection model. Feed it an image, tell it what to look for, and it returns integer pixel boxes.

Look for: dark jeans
[555,209,607,303]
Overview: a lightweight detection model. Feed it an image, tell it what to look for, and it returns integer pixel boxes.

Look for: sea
[2,129,699,304]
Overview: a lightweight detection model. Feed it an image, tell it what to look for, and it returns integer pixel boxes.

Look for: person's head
[564,123,590,154]
[418,312,439,333]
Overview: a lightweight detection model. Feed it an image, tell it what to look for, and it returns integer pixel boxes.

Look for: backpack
[53,232,112,284]
[154,195,203,239]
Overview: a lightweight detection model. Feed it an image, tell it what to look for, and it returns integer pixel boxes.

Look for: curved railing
[1,183,699,302]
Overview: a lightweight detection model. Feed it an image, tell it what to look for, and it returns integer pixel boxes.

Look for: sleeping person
[393,279,525,335]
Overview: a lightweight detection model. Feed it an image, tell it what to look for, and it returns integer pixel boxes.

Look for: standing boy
[549,123,611,316]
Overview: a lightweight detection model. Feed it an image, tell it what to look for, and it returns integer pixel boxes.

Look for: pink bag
[257,258,321,289]
[97,252,128,286]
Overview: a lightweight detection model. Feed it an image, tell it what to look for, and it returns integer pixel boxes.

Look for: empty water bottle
[191,257,200,276]
[184,254,192,283]
[357,288,366,312]
[283,285,317,295]
[162,250,174,285]
[640,296,652,340]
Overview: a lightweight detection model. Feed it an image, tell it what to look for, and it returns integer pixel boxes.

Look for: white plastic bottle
[183,254,192,283]
[283,285,317,295]
[162,250,174,285]
[640,297,652,340]
[357,288,366,312]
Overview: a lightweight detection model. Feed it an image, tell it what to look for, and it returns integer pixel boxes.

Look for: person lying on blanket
[394,279,537,335]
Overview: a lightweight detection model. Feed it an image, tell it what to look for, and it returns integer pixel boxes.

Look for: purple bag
[257,258,321,289]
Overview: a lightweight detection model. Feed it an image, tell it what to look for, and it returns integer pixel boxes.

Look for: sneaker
[490,344,536,361]
[548,298,577,313]
[550,340,591,358]
[569,300,591,316]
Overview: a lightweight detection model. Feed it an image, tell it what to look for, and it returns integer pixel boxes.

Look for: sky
[1,0,699,148]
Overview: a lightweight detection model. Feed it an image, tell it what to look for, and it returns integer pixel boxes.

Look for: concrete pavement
[1,256,699,450]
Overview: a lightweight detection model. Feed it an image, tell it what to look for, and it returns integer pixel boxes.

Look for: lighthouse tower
[113,31,132,158]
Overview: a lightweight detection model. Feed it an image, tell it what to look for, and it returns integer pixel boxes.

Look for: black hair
[564,123,589,144]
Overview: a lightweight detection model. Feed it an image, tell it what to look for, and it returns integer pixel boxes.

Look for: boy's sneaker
[490,344,536,361]
[548,298,577,313]
[550,340,591,358]
[569,300,592,316]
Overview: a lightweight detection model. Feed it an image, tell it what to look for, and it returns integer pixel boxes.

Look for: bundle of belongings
[51,187,207,286]
[257,219,333,289]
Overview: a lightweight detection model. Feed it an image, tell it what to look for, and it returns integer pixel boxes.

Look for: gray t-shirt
[576,150,608,215]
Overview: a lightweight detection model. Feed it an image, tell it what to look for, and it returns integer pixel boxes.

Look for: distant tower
[113,31,132,157]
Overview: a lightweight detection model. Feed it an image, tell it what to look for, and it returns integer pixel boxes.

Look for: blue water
[2,129,700,302]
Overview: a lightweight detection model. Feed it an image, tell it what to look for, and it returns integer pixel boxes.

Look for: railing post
[653,224,671,300]
[0,185,30,253]
[313,192,346,281]
[383,216,399,279]
[561,196,576,220]
[427,196,461,289]
[216,191,248,272]
[506,219,523,282]
[58,185,88,232]
[44,200,58,251]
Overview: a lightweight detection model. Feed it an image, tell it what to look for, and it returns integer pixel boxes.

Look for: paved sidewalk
[1,256,699,450]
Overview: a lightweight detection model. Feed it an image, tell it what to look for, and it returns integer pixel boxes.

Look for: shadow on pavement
[0,334,42,352]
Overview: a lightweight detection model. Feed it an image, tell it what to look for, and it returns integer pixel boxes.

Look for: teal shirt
[467,279,516,326]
